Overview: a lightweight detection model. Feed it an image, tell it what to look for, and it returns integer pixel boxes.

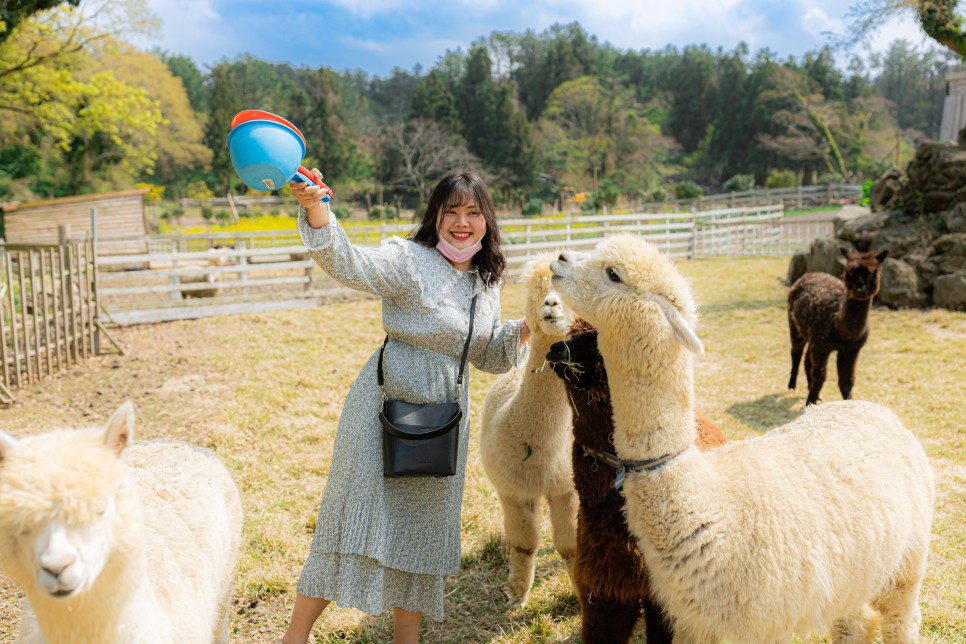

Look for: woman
[276,168,530,644]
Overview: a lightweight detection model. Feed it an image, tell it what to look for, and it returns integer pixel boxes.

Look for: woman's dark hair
[410,169,506,288]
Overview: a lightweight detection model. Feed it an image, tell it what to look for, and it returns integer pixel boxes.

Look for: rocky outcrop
[787,135,966,311]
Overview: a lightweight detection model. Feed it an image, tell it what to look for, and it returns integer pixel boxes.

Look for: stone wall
[787,136,966,311]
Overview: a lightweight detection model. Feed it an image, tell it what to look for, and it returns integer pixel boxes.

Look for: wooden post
[91,207,101,354]
[6,252,20,387]
[238,240,249,297]
[17,251,31,386]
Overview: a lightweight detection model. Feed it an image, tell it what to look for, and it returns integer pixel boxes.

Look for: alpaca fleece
[480,253,577,607]
[0,403,243,643]
[547,326,726,644]
[788,248,887,405]
[550,235,934,643]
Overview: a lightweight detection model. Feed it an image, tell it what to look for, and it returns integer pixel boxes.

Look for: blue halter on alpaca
[581,445,685,490]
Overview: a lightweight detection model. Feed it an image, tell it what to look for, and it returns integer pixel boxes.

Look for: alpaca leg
[805,347,831,405]
[642,594,674,644]
[580,591,644,644]
[500,493,541,607]
[214,574,234,644]
[546,490,578,589]
[873,578,925,643]
[830,604,877,644]
[788,324,805,390]
[836,348,860,400]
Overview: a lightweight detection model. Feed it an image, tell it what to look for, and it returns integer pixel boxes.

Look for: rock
[805,237,854,277]
[836,212,889,250]
[787,250,808,286]
[869,168,903,212]
[877,258,923,309]
[931,233,966,274]
[940,204,966,233]
[934,271,966,311]
[872,220,935,258]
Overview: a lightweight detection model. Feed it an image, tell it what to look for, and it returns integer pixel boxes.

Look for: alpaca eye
[606,268,622,283]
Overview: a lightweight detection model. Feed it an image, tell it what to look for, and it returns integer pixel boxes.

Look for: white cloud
[136,0,226,60]
[801,7,842,38]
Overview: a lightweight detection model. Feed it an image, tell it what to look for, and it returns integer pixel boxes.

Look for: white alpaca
[0,402,243,643]
[550,235,935,643]
[480,253,577,607]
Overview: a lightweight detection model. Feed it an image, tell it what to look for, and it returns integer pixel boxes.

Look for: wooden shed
[940,70,966,143]
[0,189,150,255]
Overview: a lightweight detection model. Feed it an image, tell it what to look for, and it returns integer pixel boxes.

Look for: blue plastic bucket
[227,120,322,195]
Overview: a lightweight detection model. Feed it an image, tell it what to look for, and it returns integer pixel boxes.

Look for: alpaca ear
[657,299,705,354]
[0,431,17,462]
[876,249,889,263]
[102,402,135,456]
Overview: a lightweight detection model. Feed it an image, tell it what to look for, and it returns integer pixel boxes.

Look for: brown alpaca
[546,323,726,644]
[787,248,887,405]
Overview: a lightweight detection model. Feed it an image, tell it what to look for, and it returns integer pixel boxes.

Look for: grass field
[0,255,963,643]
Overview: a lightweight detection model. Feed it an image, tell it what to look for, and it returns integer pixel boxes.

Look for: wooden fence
[0,240,100,404]
[93,204,836,325]
[172,182,860,214]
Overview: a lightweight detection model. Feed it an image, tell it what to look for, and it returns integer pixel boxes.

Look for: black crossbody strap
[378,294,479,391]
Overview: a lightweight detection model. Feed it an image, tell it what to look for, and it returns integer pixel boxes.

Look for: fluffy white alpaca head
[0,402,141,600]
[550,235,704,356]
[518,252,573,338]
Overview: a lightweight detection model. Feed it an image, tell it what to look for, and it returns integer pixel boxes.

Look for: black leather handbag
[379,295,478,478]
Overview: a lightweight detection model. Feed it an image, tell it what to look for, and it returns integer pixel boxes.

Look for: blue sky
[140,0,931,77]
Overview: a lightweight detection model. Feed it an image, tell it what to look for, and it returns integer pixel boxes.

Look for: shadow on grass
[701,298,785,314]
[727,392,803,432]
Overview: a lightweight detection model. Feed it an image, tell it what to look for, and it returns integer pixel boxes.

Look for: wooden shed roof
[0,188,150,213]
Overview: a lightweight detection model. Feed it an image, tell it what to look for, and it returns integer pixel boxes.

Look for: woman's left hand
[518,318,531,346]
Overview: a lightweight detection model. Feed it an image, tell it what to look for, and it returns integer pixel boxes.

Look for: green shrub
[765,169,798,189]
[383,205,399,220]
[859,178,874,208]
[522,198,544,217]
[643,187,668,203]
[368,206,383,221]
[674,181,703,200]
[332,205,351,220]
[816,172,846,185]
[201,206,214,221]
[723,174,755,193]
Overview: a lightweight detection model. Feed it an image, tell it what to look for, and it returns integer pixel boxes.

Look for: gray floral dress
[295,208,525,621]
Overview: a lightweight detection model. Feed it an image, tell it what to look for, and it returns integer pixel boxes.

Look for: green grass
[785,204,844,218]
[0,255,963,643]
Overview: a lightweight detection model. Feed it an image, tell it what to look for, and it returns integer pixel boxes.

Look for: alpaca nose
[40,551,76,578]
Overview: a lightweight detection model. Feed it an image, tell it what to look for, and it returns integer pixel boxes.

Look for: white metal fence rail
[95,205,834,325]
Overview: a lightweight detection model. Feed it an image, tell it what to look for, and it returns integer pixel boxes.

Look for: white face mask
[436,237,483,263]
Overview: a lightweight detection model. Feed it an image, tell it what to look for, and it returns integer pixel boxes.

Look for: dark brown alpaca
[787,247,888,406]
[546,323,726,644]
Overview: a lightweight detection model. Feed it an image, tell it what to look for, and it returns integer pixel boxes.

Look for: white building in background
[939,70,966,142]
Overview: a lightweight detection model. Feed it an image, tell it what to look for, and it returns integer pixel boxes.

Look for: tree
[0,0,79,44]
[159,51,207,113]
[869,39,952,137]
[410,69,459,132]
[380,118,479,211]
[845,1,966,58]
[0,1,162,195]
[203,64,241,189]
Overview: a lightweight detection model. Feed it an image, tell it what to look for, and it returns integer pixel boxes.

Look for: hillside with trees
[0,0,957,216]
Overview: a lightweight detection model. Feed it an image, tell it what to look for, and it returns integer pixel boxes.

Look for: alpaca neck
[598,337,696,461]
[837,295,872,340]
[513,331,570,418]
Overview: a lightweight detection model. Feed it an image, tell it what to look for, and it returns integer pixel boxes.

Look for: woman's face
[438,201,487,249]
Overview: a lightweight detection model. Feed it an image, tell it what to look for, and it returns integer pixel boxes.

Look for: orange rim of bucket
[230,110,306,146]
